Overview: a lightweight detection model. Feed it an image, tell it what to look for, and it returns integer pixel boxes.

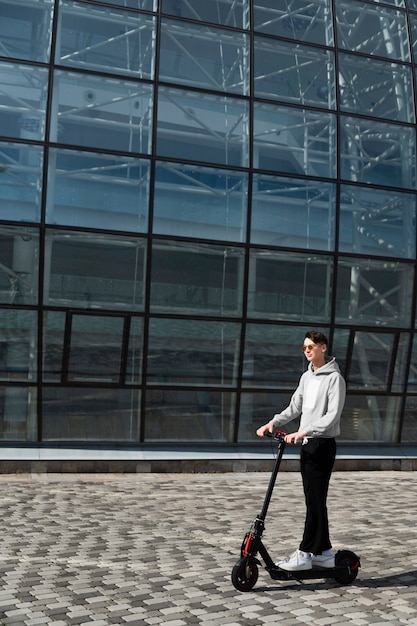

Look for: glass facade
[1,0,417,446]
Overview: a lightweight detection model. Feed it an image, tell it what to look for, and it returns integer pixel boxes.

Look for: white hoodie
[271,357,346,438]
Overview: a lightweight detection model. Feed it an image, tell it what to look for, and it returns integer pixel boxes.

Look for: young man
[256,330,346,571]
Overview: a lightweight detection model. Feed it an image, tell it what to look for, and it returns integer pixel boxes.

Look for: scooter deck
[268,565,350,581]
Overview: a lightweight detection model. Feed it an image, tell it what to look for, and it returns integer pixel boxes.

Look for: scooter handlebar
[264,430,287,441]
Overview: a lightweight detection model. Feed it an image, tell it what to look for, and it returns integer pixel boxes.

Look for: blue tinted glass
[0,141,43,223]
[153,162,248,242]
[0,0,54,62]
[0,226,39,306]
[161,0,249,28]
[0,309,38,382]
[46,148,150,232]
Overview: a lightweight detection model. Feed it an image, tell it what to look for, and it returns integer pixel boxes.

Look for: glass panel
[409,13,417,56]
[242,323,325,389]
[338,53,414,123]
[239,391,298,442]
[335,257,414,327]
[44,230,146,311]
[251,174,336,250]
[254,36,335,109]
[144,388,235,442]
[93,0,156,9]
[347,331,395,390]
[57,1,156,79]
[153,161,248,242]
[147,318,240,386]
[0,0,54,63]
[161,0,249,29]
[42,387,140,442]
[156,87,249,168]
[340,116,416,189]
[0,141,43,223]
[150,240,244,316]
[43,310,66,382]
[253,102,336,178]
[331,327,351,377]
[67,314,125,383]
[0,62,48,142]
[0,385,37,441]
[0,226,39,305]
[406,334,417,392]
[392,332,410,393]
[0,309,37,382]
[125,316,143,384]
[336,1,410,62]
[340,394,401,442]
[402,397,417,442]
[253,0,334,46]
[247,251,333,322]
[46,148,150,232]
[339,185,416,259]
[159,18,250,95]
[51,70,153,154]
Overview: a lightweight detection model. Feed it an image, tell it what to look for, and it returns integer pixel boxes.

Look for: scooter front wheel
[231,557,259,592]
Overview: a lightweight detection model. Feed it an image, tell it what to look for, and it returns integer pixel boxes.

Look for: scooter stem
[258,432,286,521]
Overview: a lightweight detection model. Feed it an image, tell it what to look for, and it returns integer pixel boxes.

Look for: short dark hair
[305,330,328,346]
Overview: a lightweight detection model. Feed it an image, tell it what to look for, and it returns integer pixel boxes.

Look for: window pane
[339,185,416,258]
[43,310,66,383]
[402,397,417,442]
[251,174,335,250]
[67,314,125,383]
[335,257,414,327]
[153,161,248,242]
[242,323,323,389]
[147,318,240,386]
[46,148,150,232]
[44,231,146,311]
[0,309,37,382]
[51,70,153,153]
[0,0,53,63]
[161,0,249,28]
[144,389,235,442]
[338,54,414,123]
[94,0,156,8]
[57,1,156,79]
[347,331,395,391]
[253,102,336,178]
[254,36,335,109]
[392,332,410,393]
[406,334,417,392]
[160,18,250,95]
[239,391,298,442]
[341,394,401,442]
[253,0,333,46]
[0,62,48,141]
[125,316,143,384]
[0,227,39,305]
[336,1,410,62]
[340,116,416,189]
[0,141,43,223]
[42,387,140,442]
[156,87,249,167]
[0,385,37,441]
[150,241,244,316]
[247,251,333,322]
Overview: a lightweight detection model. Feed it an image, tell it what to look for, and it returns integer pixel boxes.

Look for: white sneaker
[276,549,312,571]
[311,553,335,568]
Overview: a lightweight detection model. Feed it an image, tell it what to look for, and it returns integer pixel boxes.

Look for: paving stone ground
[0,469,415,625]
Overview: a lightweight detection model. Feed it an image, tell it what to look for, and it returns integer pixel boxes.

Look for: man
[256,330,346,571]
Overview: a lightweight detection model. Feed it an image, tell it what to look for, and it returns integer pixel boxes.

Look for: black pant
[299,437,336,555]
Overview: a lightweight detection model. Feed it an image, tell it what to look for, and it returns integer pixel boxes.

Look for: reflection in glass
[157,87,249,167]
[46,149,150,232]
[0,0,53,63]
[0,227,39,305]
[0,141,43,223]
[251,174,335,250]
[51,70,153,153]
[147,318,240,385]
[43,310,66,382]
[150,240,244,316]
[0,385,37,441]
[161,0,249,28]
[338,54,414,123]
[340,116,416,189]
[339,185,416,258]
[340,394,401,442]
[42,387,141,441]
[0,309,37,382]
[247,250,333,322]
[125,316,143,384]
[57,2,156,79]
[44,231,146,311]
[144,388,235,441]
[239,391,298,442]
[335,257,414,327]
[153,162,248,242]
[160,19,250,95]
[347,331,395,390]
[253,102,336,178]
[254,36,335,109]
[402,396,417,442]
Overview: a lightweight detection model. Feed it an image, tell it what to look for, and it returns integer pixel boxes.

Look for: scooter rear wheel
[334,550,360,584]
[231,557,259,592]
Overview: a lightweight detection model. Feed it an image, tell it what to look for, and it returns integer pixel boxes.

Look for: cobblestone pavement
[0,470,416,626]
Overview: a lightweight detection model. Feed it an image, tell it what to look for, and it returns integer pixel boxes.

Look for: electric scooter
[231,431,361,592]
